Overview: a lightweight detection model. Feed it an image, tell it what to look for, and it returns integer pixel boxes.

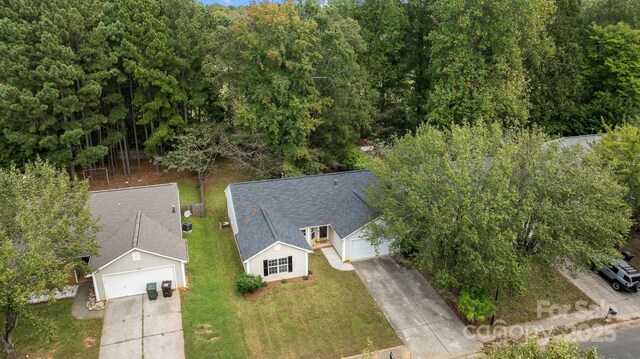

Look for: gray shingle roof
[544,134,602,149]
[88,184,188,270]
[236,208,312,260]
[228,170,378,261]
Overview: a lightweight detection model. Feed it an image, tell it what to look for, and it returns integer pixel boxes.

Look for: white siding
[328,225,343,259]
[246,243,308,281]
[94,250,185,301]
[225,186,238,235]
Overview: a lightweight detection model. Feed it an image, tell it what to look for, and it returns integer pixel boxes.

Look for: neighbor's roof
[88,184,188,269]
[228,170,378,261]
[544,134,602,149]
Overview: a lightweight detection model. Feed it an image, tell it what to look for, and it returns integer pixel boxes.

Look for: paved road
[99,293,184,359]
[353,256,480,359]
[581,326,640,359]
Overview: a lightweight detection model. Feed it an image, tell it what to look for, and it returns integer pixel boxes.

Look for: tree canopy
[2,0,640,177]
[368,123,631,293]
[595,124,640,224]
[0,160,98,359]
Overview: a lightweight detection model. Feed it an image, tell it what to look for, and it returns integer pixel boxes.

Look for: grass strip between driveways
[180,167,401,358]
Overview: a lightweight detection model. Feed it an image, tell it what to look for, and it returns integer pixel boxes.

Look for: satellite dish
[184,210,192,218]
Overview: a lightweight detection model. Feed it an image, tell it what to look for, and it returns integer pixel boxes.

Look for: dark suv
[597,260,640,292]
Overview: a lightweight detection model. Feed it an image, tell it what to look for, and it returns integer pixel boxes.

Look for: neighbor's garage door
[351,239,390,261]
[102,265,176,299]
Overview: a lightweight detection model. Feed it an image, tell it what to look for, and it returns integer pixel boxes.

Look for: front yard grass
[180,166,401,358]
[494,264,593,325]
[236,251,401,359]
[1,300,103,359]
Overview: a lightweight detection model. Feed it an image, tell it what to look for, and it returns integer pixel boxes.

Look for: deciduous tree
[595,124,640,224]
[0,160,98,359]
[368,123,631,293]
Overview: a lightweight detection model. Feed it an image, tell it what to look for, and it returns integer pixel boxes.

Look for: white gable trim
[225,185,239,235]
[244,241,313,262]
[340,218,379,241]
[92,273,101,302]
[93,247,186,273]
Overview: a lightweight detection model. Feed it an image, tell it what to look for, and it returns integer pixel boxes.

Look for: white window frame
[267,257,289,275]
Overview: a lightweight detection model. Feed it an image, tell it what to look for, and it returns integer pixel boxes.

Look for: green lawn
[2,300,103,359]
[181,167,401,358]
[181,168,250,358]
[494,264,593,325]
[236,252,401,359]
[176,178,201,205]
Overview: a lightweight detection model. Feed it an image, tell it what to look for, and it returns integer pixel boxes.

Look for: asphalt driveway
[99,293,185,359]
[353,256,480,359]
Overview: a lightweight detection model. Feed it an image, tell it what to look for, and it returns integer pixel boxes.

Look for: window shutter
[288,256,293,272]
[263,260,268,277]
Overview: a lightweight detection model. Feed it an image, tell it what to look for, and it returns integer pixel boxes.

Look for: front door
[319,226,328,239]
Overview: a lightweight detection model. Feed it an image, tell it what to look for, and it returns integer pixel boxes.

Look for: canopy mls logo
[465,300,618,343]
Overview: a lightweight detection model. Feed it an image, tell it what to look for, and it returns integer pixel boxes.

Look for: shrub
[457,287,496,323]
[308,270,313,275]
[236,273,264,294]
[303,275,309,280]
[281,279,288,284]
[486,338,599,359]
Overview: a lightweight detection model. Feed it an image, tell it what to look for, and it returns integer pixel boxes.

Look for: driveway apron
[99,293,184,359]
[353,257,480,359]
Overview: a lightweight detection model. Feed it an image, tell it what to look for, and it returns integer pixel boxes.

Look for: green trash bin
[146,282,158,301]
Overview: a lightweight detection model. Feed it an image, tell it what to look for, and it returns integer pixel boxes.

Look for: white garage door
[351,239,390,260]
[102,265,176,299]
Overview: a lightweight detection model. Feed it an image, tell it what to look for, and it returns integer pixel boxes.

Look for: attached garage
[351,238,391,260]
[345,220,391,261]
[102,265,176,299]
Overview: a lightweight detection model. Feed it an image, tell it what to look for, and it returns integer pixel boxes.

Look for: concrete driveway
[353,256,481,359]
[561,270,640,319]
[99,293,184,359]
[353,257,480,359]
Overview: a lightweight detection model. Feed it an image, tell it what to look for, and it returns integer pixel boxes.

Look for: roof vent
[172,205,175,213]
[334,179,338,187]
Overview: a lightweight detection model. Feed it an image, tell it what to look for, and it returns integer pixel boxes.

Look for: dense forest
[1,0,639,177]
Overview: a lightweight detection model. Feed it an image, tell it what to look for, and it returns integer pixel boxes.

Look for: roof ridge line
[132,211,142,248]
[229,170,373,187]
[260,208,279,240]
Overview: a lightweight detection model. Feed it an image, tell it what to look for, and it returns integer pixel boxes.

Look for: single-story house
[87,183,188,301]
[225,170,391,281]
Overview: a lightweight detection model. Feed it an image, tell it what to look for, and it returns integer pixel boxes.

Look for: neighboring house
[544,134,602,149]
[355,139,375,153]
[87,184,188,301]
[225,170,391,281]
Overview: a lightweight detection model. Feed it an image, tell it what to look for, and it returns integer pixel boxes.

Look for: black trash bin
[146,282,158,301]
[622,250,635,262]
[182,222,192,233]
[161,280,172,298]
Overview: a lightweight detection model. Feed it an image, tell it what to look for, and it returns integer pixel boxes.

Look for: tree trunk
[128,77,141,167]
[198,172,206,211]
[122,122,131,176]
[118,138,127,177]
[490,287,499,326]
[150,120,160,173]
[183,103,188,124]
[2,309,18,359]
